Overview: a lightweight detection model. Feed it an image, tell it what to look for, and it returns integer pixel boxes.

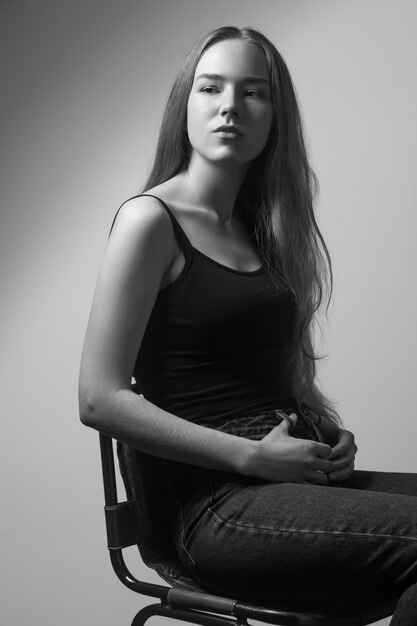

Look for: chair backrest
[116,442,206,590]
[117,444,174,565]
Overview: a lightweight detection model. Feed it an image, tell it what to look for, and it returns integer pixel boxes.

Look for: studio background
[1,1,416,625]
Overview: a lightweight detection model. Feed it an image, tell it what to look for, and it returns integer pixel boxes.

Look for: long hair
[143,26,339,424]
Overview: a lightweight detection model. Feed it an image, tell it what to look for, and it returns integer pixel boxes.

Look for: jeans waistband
[211,402,323,442]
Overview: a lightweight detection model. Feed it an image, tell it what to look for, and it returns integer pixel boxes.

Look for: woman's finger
[328,460,355,481]
[330,437,351,457]
[330,432,356,459]
[312,441,333,459]
[271,412,298,436]
[332,454,355,470]
[314,457,335,473]
[304,470,329,486]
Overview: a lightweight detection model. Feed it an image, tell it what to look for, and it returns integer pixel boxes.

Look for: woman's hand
[327,427,357,482]
[247,414,334,485]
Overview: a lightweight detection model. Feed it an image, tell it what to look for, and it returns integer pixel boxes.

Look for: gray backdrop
[1,1,416,625]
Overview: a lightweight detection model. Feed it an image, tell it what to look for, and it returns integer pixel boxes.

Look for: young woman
[79,26,417,623]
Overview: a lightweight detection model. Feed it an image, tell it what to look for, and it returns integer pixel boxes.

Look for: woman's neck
[180,153,248,224]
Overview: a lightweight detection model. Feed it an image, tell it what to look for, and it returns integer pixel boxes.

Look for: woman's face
[187,39,273,169]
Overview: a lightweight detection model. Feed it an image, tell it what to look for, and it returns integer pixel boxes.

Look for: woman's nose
[220,88,239,119]
[221,103,238,119]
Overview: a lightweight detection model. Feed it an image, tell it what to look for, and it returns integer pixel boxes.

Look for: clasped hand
[252,413,357,485]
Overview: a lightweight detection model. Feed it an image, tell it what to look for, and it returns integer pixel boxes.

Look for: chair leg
[131,602,242,626]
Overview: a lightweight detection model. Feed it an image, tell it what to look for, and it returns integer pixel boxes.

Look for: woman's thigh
[177,470,417,606]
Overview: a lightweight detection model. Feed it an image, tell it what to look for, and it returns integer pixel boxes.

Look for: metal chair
[99,432,397,626]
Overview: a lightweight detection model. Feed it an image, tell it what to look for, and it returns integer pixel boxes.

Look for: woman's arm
[79,196,334,484]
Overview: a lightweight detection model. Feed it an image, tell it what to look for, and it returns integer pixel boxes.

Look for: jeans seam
[207,507,417,542]
[209,472,216,509]
[176,491,199,571]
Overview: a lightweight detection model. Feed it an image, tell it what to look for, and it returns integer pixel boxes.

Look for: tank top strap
[139,194,192,256]
[108,194,192,256]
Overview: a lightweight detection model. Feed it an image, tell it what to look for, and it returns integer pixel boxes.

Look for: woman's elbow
[78,381,111,430]
[78,378,132,431]
[79,388,100,429]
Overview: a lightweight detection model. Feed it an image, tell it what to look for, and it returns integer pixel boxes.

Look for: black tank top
[131,195,297,426]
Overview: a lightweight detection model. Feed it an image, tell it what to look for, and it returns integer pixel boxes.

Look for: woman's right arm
[78,196,333,484]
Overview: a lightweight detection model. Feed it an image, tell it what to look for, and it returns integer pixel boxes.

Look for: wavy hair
[143,26,339,424]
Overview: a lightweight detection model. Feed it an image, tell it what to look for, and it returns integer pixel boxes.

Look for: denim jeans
[163,407,417,624]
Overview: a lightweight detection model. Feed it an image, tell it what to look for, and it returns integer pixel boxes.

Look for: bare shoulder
[112,194,173,239]
[105,191,178,281]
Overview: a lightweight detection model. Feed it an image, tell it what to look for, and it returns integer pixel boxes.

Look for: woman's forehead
[194,39,269,82]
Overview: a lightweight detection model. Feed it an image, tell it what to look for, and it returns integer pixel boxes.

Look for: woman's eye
[245,89,263,98]
[200,86,219,94]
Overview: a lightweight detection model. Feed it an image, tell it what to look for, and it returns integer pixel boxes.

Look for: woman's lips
[213,125,243,136]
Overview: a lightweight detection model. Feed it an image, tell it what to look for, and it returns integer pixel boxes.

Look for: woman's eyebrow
[195,72,270,85]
